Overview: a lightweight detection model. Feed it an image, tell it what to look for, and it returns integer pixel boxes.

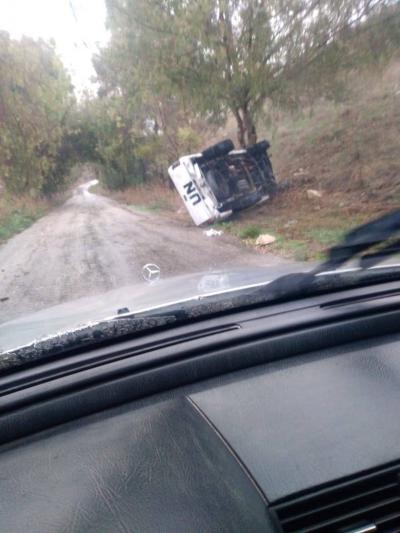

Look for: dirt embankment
[242,63,400,260]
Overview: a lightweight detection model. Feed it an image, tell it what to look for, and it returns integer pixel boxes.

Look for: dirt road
[0,181,284,324]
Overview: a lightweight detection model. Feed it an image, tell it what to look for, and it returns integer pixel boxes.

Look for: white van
[168,139,277,225]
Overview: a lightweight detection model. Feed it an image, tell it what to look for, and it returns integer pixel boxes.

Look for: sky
[0,0,109,93]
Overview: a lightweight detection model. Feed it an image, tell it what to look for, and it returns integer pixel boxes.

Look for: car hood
[0,265,306,353]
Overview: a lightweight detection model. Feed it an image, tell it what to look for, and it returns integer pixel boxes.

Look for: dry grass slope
[211,62,400,260]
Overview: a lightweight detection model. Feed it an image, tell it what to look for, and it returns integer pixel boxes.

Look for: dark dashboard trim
[2,281,400,399]
[271,459,400,506]
[0,281,400,444]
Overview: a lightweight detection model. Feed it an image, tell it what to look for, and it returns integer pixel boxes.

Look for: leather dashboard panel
[0,397,269,532]
[191,333,400,502]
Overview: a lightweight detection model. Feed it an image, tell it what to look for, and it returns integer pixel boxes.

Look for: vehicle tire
[246,139,270,156]
[201,139,234,161]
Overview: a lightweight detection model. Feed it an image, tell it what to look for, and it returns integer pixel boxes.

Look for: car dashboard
[1,282,400,532]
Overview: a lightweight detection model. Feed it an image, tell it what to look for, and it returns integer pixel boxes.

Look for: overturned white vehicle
[168,139,277,226]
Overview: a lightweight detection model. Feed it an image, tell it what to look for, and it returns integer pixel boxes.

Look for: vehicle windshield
[1,0,400,355]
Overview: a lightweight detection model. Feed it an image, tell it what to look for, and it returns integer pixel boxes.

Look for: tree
[100,0,392,147]
[94,13,209,161]
[0,32,75,195]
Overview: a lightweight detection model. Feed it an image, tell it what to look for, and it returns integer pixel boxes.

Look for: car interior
[1,0,400,531]
[1,277,400,532]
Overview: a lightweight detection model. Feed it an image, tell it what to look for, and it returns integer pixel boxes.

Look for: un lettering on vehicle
[183,181,202,206]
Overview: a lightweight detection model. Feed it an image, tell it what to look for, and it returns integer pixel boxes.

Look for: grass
[0,193,49,243]
[130,200,172,213]
[211,188,383,261]
[0,212,42,241]
[305,227,346,247]
[269,85,400,201]
[238,224,263,240]
[212,221,234,232]
[217,220,312,261]
[273,236,309,262]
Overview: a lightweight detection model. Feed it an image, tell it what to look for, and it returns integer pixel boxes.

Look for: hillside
[206,61,400,261]
[272,63,400,202]
[107,61,400,262]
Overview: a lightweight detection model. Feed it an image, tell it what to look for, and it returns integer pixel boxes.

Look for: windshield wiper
[359,237,400,269]
[249,209,400,306]
[316,209,400,273]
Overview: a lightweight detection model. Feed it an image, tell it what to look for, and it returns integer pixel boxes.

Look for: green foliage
[88,97,147,190]
[99,0,396,148]
[2,2,397,200]
[176,127,202,152]
[0,212,40,241]
[273,236,309,261]
[0,32,75,196]
[130,200,169,213]
[239,224,263,240]
[77,86,206,190]
[306,228,346,247]
[0,199,48,242]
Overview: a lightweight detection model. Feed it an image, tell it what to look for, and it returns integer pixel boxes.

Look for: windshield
[1,0,400,354]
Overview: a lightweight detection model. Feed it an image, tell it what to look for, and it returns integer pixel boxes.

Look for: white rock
[255,233,276,246]
[306,189,323,199]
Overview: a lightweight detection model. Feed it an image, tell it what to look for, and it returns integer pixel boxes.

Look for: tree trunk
[232,108,246,149]
[242,105,257,146]
[232,106,258,148]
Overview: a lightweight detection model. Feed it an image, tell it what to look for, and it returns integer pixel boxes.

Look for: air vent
[271,464,400,532]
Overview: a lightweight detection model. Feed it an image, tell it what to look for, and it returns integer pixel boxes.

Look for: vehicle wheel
[202,139,235,161]
[246,140,270,156]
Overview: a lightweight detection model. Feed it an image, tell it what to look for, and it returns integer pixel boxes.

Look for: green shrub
[0,211,43,241]
[239,224,263,239]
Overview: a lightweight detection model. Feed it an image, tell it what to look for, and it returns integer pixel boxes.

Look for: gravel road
[0,181,284,324]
